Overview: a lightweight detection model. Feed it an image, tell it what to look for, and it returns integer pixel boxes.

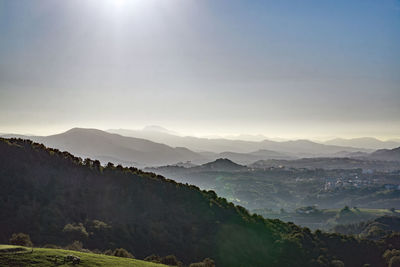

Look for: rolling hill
[369,147,400,162]
[2,128,207,167]
[0,245,165,267]
[193,158,247,171]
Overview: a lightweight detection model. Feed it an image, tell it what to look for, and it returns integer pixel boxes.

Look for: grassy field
[0,245,167,267]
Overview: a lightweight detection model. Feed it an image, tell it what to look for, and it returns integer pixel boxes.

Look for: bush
[112,248,134,258]
[390,256,400,267]
[161,255,181,266]
[104,249,113,256]
[203,258,215,267]
[65,240,83,251]
[9,233,33,247]
[144,254,162,263]
[189,258,215,267]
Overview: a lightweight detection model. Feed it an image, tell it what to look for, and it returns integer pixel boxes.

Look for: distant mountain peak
[142,125,177,135]
[214,158,235,163]
[199,158,246,171]
[64,127,102,134]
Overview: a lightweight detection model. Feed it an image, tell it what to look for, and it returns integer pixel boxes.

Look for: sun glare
[113,0,126,8]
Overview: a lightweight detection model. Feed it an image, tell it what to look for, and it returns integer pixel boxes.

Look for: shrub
[104,249,113,256]
[65,240,83,251]
[161,255,180,266]
[203,258,215,267]
[189,258,215,267]
[9,233,33,247]
[144,254,162,263]
[390,256,400,267]
[113,248,134,258]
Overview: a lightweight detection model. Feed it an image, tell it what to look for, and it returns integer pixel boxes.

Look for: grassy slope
[0,245,166,267]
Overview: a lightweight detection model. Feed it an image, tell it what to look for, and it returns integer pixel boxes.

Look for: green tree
[63,223,89,241]
[9,233,33,247]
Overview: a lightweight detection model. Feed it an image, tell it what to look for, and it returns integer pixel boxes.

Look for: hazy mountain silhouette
[5,128,394,167]
[325,137,400,150]
[257,139,372,156]
[2,128,207,167]
[369,147,400,162]
[1,129,293,166]
[108,127,372,156]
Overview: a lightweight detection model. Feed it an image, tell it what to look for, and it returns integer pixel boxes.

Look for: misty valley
[148,161,400,230]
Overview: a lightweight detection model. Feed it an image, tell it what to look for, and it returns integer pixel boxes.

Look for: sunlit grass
[0,245,166,267]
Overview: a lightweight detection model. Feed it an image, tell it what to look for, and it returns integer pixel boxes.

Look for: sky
[0,0,399,140]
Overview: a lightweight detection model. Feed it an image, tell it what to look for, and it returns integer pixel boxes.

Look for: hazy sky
[0,0,399,139]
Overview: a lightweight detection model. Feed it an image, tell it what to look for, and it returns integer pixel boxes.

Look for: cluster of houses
[323,175,400,191]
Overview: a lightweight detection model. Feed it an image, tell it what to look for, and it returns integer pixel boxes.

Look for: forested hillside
[0,138,398,266]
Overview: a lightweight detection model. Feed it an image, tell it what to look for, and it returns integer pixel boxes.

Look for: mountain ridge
[325,137,400,150]
[107,128,373,155]
[2,128,207,167]
[3,128,398,168]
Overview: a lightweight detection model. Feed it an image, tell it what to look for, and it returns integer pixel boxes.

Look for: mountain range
[107,128,376,156]
[2,127,399,167]
[324,137,400,150]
